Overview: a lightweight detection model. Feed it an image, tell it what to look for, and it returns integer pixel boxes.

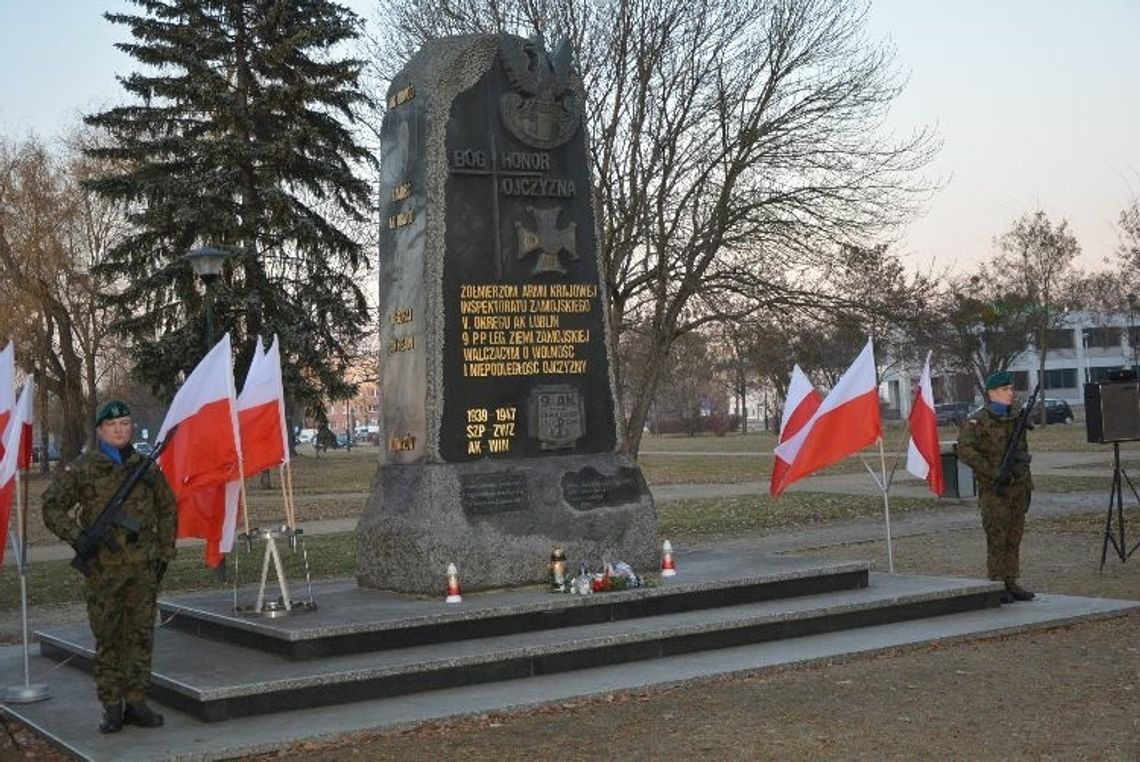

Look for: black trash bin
[940,444,974,499]
[941,449,959,498]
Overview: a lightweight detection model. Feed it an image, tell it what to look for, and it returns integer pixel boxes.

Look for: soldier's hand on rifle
[73,533,100,561]
[994,472,1012,489]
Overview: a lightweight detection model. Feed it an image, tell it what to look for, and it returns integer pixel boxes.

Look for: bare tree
[368,0,938,454]
[931,272,1039,399]
[1114,199,1140,296]
[994,210,1080,423]
[0,135,125,461]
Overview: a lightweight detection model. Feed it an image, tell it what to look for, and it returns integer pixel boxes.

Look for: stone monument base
[356,454,657,595]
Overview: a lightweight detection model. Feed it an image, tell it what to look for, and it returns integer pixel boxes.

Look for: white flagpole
[4,470,48,703]
[878,436,895,573]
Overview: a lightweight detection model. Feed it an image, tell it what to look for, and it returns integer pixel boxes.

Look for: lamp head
[184,245,231,282]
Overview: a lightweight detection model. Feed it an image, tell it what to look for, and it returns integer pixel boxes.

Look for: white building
[885,310,1139,418]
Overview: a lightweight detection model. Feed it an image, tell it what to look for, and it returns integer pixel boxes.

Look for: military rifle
[70,425,178,577]
[994,382,1041,495]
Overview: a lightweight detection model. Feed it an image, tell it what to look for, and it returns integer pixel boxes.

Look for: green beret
[984,371,1013,390]
[95,400,131,426]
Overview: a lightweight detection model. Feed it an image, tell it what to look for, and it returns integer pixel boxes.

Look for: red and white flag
[0,376,34,564]
[156,334,242,566]
[906,351,944,496]
[238,335,289,476]
[773,340,882,496]
[0,341,14,462]
[770,365,823,497]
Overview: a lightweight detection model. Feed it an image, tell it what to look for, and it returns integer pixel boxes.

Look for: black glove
[73,533,100,560]
[152,559,168,584]
[993,472,1012,490]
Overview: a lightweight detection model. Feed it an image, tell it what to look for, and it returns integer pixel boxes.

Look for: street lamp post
[183,245,231,349]
[1082,330,1092,384]
[1128,293,1137,372]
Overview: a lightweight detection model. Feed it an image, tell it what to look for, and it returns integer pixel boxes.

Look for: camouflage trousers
[85,562,160,708]
[978,488,1031,583]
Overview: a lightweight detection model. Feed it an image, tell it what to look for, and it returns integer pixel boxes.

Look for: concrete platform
[1,539,1137,760]
[2,591,1135,761]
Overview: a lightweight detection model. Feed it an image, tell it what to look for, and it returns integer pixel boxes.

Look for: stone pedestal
[357,454,656,594]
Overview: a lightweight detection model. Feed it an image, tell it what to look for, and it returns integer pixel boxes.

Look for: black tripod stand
[1100,441,1140,570]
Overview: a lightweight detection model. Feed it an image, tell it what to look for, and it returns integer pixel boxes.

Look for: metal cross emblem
[515,205,578,275]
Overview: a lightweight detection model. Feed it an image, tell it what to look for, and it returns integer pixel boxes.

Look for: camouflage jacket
[956,406,1033,492]
[42,448,178,568]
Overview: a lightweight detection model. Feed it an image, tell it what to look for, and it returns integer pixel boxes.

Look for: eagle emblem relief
[498,33,580,150]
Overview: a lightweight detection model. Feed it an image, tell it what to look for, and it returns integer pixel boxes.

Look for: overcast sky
[1,0,1137,275]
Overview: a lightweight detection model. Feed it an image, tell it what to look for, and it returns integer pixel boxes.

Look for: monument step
[36,570,1002,722]
[155,555,871,659]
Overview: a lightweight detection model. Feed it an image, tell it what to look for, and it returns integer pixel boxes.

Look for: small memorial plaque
[461,472,529,515]
[561,467,643,511]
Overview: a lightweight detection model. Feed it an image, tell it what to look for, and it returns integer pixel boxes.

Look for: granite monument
[357,33,657,594]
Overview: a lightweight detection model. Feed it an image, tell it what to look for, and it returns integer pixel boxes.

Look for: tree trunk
[622,335,672,457]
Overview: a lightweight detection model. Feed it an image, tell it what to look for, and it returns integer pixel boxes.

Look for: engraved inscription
[391,182,412,201]
[389,434,416,452]
[465,406,516,455]
[388,336,415,353]
[461,472,529,515]
[388,210,415,229]
[457,282,598,378]
[387,84,415,109]
[562,467,643,511]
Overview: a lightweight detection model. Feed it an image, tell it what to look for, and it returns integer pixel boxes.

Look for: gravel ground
[3,497,1138,760]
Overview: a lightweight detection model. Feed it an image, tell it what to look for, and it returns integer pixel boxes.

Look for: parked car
[1027,398,1074,425]
[934,402,972,426]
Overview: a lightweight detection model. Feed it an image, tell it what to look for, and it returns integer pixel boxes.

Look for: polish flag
[0,377,34,564]
[157,334,242,566]
[770,365,823,497]
[238,335,289,476]
[0,342,13,462]
[906,351,944,496]
[773,340,882,495]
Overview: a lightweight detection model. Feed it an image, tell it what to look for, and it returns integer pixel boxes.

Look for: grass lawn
[5,424,1130,610]
[657,492,943,538]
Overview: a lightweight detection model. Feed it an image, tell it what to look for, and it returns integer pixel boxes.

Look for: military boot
[99,704,123,734]
[124,701,165,728]
[1006,581,1035,601]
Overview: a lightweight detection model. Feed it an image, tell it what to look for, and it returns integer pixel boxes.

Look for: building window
[1085,327,1121,349]
[1042,368,1077,389]
[1089,366,1124,383]
[1044,329,1075,350]
[1012,371,1030,392]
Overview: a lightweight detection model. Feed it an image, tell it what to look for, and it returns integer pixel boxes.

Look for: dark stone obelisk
[357,33,657,594]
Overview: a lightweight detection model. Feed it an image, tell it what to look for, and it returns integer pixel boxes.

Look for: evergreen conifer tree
[85,0,375,414]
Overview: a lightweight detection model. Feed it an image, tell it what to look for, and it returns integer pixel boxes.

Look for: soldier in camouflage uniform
[956,371,1035,604]
[42,400,177,734]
